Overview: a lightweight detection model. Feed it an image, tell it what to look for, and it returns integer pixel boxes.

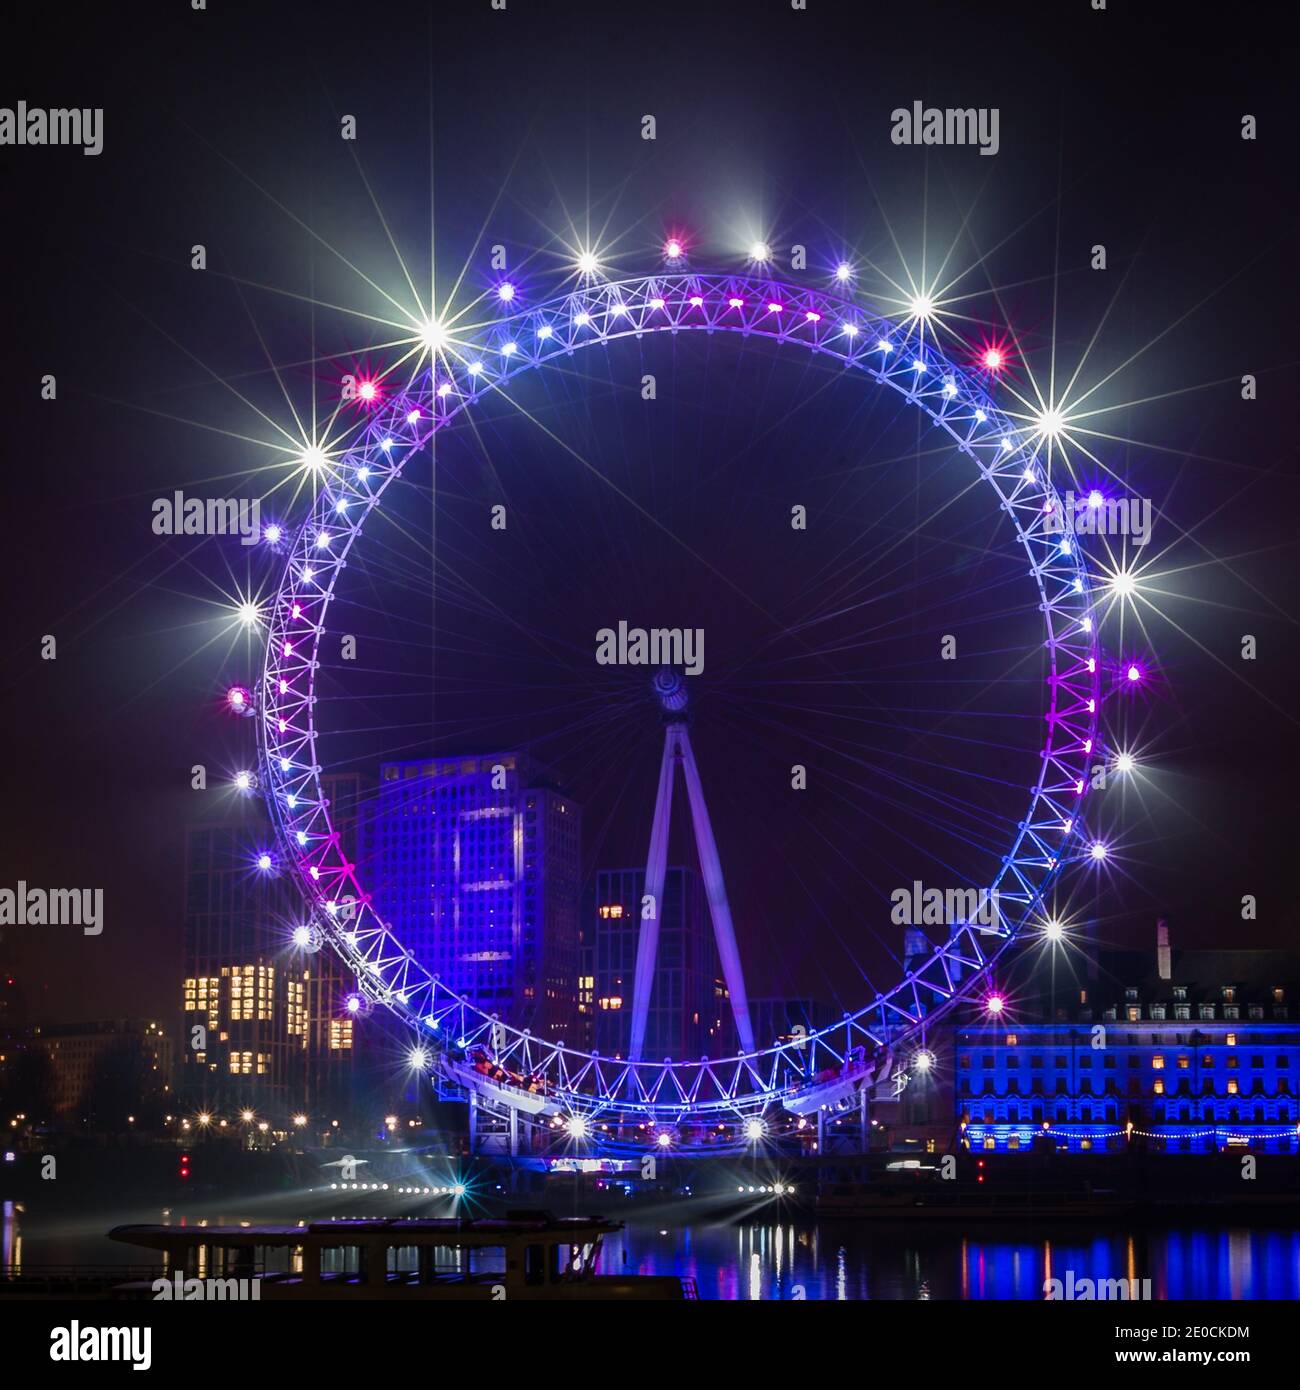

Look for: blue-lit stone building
[957,924,1300,1154]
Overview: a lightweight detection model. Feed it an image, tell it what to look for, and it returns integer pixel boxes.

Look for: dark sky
[1,0,1297,1026]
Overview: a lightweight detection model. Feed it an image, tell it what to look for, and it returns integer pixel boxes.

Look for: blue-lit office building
[957,923,1300,1154]
[364,753,581,1043]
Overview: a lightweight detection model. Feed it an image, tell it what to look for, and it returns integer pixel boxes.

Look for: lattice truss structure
[253,272,1100,1133]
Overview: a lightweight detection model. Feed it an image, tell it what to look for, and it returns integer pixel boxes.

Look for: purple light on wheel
[1126,663,1142,682]
[226,685,250,713]
[664,237,683,260]
[256,852,273,872]
[1087,488,1104,508]
[497,282,515,302]
[249,266,1102,1137]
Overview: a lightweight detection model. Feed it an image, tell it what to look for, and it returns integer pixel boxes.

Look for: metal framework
[628,675,755,1061]
[254,271,1100,1135]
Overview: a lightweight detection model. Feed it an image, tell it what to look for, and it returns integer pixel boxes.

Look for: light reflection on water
[596,1219,1300,1299]
[4,1200,1300,1299]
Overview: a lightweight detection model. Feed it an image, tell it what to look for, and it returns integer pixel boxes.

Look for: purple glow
[497,282,515,302]
[664,238,683,260]
[1126,663,1142,682]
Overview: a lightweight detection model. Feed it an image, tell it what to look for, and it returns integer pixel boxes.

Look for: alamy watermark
[891,101,999,156]
[596,621,704,676]
[0,883,102,935]
[1044,1270,1152,1300]
[1044,491,1152,546]
[152,1274,261,1301]
[152,492,261,545]
[1,103,103,156]
[49,1323,150,1370]
[890,881,1000,928]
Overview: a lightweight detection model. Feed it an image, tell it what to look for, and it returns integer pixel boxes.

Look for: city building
[180,799,307,1120]
[364,753,581,1042]
[32,1018,173,1123]
[955,922,1300,1154]
[748,997,840,1052]
[593,866,733,1060]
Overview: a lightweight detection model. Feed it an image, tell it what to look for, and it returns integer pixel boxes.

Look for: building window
[1152,1055,1165,1070]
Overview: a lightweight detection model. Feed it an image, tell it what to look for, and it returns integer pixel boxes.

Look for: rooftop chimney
[1156,918,1171,980]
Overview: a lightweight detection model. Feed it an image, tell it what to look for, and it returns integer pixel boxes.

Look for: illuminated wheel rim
[256,271,1099,1127]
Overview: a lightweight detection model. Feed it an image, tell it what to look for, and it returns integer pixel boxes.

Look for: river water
[6,1197,1299,1299]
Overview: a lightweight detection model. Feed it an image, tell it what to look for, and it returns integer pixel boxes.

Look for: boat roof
[109,1214,621,1249]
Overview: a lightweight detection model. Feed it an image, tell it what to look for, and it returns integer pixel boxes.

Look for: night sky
[2,0,1297,1027]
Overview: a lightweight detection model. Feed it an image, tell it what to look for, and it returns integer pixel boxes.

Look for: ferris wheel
[246,267,1103,1150]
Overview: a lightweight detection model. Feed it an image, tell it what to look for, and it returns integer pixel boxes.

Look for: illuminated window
[1005,1034,1018,1046]
[1152,1055,1164,1069]
[1227,1079,1239,1095]
[1226,1033,1237,1046]
[982,1137,996,1150]
[1153,1080,1164,1095]
[1177,1055,1190,1069]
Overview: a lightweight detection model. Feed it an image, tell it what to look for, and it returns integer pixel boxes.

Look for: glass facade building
[364,754,581,1042]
